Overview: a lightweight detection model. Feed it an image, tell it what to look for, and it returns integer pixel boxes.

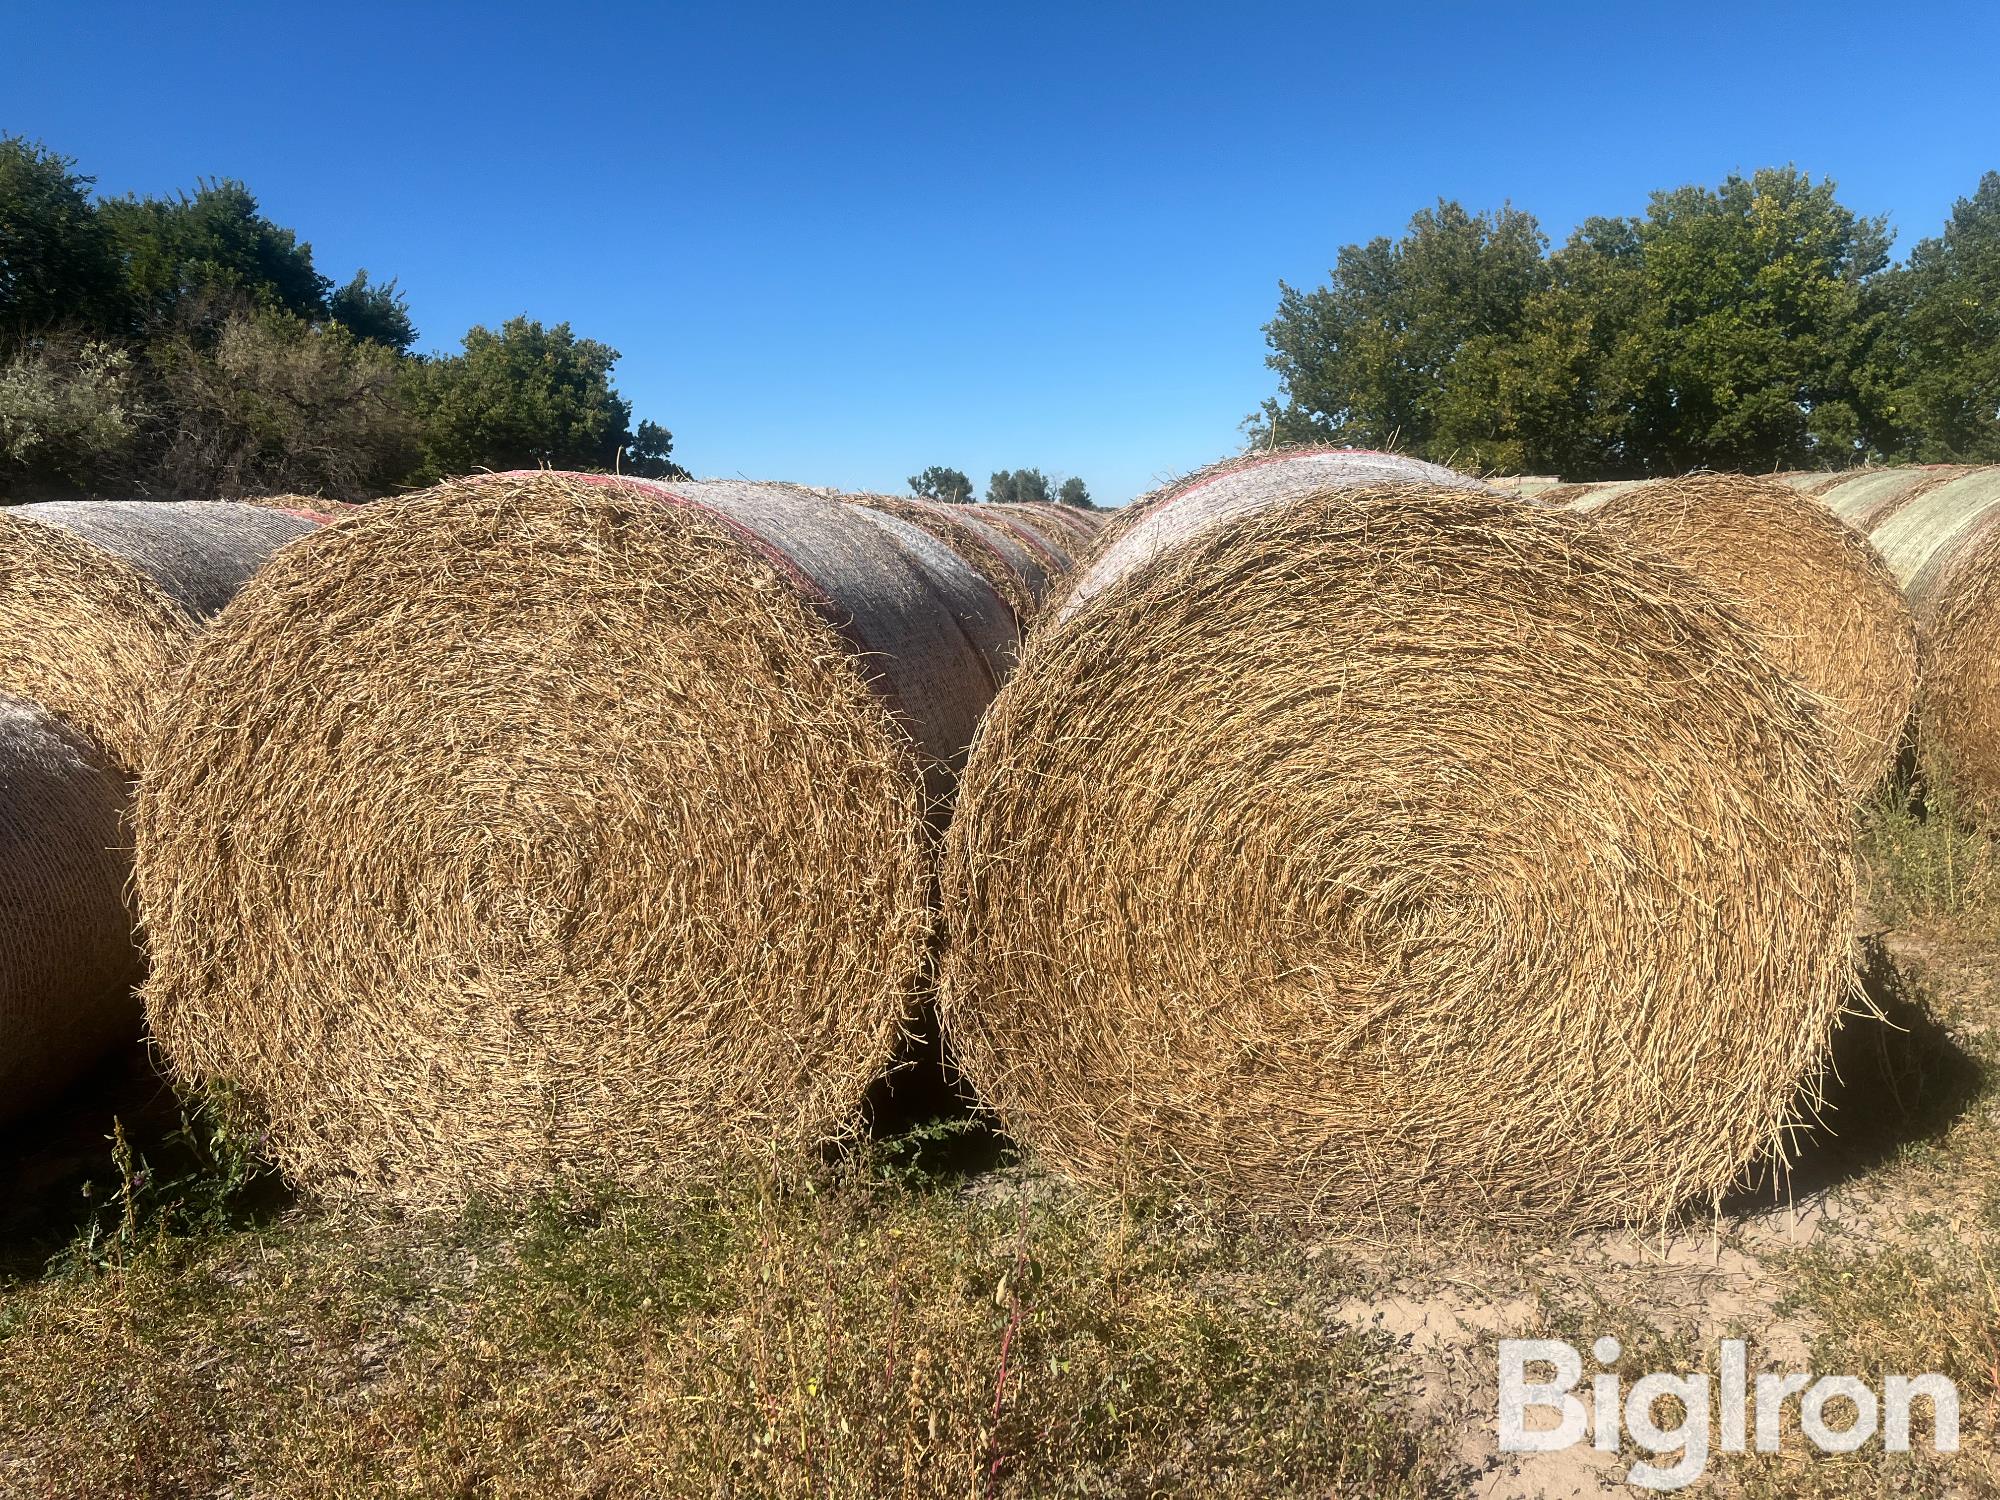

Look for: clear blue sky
[10,1,1997,503]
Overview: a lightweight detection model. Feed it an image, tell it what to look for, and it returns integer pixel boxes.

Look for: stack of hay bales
[1777,466,1969,530]
[1486,474,1567,502]
[135,471,1019,1206]
[0,500,325,1122]
[940,478,1853,1229]
[981,501,1104,553]
[1557,474,1918,800]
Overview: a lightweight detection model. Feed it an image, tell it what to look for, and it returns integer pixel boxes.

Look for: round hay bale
[0,695,142,1124]
[1536,479,1652,512]
[1485,474,1567,501]
[0,501,324,772]
[968,505,1078,572]
[244,492,358,521]
[1583,474,1918,799]
[844,493,1054,622]
[1808,467,1970,531]
[1053,447,1488,626]
[1848,467,2000,819]
[941,483,1853,1230]
[982,501,1103,548]
[137,471,1017,1206]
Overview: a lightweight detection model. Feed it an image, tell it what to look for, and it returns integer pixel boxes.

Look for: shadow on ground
[856,1002,1014,1184]
[1728,935,1988,1209]
[0,1043,291,1276]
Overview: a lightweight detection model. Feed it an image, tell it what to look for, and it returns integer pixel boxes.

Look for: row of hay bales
[0,501,334,1120]
[0,481,1096,1172]
[0,453,1897,1232]
[1552,466,2000,823]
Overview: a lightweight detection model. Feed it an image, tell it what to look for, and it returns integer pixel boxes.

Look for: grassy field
[0,795,1994,1498]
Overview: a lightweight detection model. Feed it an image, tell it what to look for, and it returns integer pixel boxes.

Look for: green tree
[0,136,126,344]
[1256,200,1549,464]
[1869,170,2000,462]
[908,464,973,503]
[400,316,640,481]
[621,418,686,479]
[1257,171,1895,477]
[1604,168,1889,473]
[98,179,329,331]
[1056,475,1092,508]
[329,270,416,353]
[985,468,1052,505]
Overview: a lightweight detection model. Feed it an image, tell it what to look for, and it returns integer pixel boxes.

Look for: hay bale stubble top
[1056,447,1488,625]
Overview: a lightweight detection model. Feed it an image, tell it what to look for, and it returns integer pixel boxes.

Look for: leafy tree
[1256,200,1549,462]
[0,137,126,345]
[329,270,416,353]
[98,179,329,332]
[145,301,414,499]
[1602,168,1888,472]
[1868,171,2000,461]
[1056,475,1092,508]
[400,316,638,481]
[908,464,974,504]
[1258,171,1895,476]
[985,468,1053,505]
[621,418,686,479]
[0,332,143,494]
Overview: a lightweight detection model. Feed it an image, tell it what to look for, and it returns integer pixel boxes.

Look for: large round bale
[137,471,1018,1206]
[0,696,142,1124]
[1487,474,1567,501]
[1852,467,2000,819]
[844,493,1055,622]
[1054,447,1487,625]
[1535,479,1649,512]
[0,501,325,773]
[1782,467,1970,531]
[982,501,1103,549]
[941,484,1853,1229]
[1582,474,1918,799]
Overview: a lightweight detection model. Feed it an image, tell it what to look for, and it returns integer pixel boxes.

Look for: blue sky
[9,1,1997,503]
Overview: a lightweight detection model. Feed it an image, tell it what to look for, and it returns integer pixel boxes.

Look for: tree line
[0,136,682,502]
[1255,166,2000,477]
[909,465,1093,507]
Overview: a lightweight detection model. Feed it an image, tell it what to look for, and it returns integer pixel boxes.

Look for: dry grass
[0,1159,1454,1499]
[1583,472,1919,799]
[134,472,1020,1209]
[942,483,1856,1230]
